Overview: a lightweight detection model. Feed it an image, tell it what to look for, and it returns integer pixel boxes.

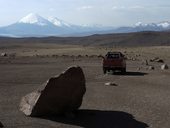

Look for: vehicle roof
[106,51,122,54]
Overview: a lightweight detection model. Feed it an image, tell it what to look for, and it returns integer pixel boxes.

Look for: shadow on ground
[40,109,148,128]
[108,71,148,76]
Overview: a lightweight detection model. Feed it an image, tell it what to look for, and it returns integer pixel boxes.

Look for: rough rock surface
[19,66,86,117]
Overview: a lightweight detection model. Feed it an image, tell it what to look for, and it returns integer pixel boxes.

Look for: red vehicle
[102,52,126,74]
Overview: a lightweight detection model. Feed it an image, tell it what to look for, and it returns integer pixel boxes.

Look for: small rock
[150,57,164,63]
[142,59,148,65]
[145,60,149,65]
[148,66,155,70]
[132,58,136,61]
[150,57,159,62]
[52,54,59,58]
[161,64,169,70]
[137,67,141,71]
[105,82,118,86]
[77,55,82,58]
[157,59,164,63]
[1,53,7,57]
[85,55,88,57]
[9,53,16,58]
[98,55,104,58]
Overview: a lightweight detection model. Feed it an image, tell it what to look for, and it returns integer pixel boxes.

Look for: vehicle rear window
[107,53,120,59]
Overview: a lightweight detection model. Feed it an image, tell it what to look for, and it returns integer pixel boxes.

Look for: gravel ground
[0,55,169,128]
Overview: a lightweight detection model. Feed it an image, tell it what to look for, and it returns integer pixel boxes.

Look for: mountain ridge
[0,13,170,37]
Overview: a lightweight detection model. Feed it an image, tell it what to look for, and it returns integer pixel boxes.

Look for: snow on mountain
[135,21,170,28]
[135,22,147,27]
[157,21,170,28]
[48,17,71,27]
[135,22,157,27]
[18,13,51,26]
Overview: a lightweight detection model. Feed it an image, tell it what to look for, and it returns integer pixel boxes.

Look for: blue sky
[1,0,170,27]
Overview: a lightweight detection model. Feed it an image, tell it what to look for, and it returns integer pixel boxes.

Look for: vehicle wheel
[111,70,115,74]
[103,68,107,74]
[121,68,126,74]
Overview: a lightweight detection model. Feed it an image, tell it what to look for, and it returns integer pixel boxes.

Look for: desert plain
[0,42,170,128]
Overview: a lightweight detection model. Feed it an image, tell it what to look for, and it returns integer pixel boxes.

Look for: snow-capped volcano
[0,13,95,37]
[18,13,51,26]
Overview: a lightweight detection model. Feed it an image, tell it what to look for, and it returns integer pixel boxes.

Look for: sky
[0,0,170,27]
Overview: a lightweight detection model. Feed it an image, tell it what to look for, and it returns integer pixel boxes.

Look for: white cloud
[49,8,56,11]
[112,6,125,10]
[111,5,144,10]
[77,6,93,10]
[130,6,144,9]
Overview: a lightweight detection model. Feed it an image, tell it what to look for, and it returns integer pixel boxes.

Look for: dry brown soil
[0,43,170,128]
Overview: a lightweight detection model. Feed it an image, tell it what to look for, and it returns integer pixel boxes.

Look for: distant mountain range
[0,13,170,37]
[113,21,170,33]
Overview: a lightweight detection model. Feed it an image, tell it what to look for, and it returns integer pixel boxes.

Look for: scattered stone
[98,55,104,58]
[1,53,7,57]
[161,64,169,70]
[145,60,149,65]
[9,53,16,58]
[150,57,159,62]
[157,59,164,63]
[137,67,141,71]
[85,55,88,57]
[105,82,118,86]
[126,56,132,60]
[19,66,86,117]
[52,54,59,58]
[61,55,69,57]
[142,59,148,65]
[150,57,164,63]
[0,122,3,127]
[77,55,82,58]
[89,55,98,58]
[132,58,137,61]
[148,66,155,70]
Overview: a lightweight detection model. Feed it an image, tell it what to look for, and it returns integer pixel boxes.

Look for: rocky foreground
[0,45,170,128]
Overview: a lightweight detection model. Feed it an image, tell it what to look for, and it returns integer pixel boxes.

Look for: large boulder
[19,66,86,117]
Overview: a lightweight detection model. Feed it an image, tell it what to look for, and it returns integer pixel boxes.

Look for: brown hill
[0,31,170,46]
